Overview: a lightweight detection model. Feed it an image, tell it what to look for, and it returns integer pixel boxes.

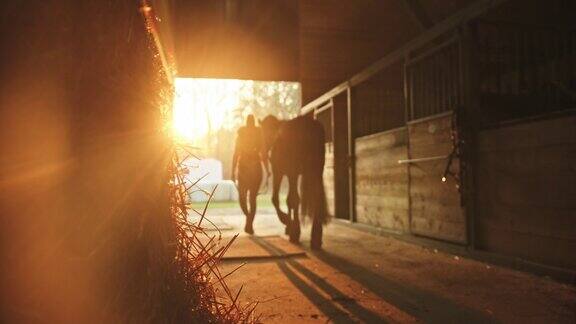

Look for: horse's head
[259,115,281,151]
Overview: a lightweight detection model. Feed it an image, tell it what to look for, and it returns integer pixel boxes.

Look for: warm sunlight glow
[173,78,244,142]
[172,77,301,150]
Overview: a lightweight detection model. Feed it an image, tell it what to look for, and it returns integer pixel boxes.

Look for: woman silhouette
[231,115,266,234]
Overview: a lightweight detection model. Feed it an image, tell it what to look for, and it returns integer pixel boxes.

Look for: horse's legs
[287,174,300,243]
[311,215,322,250]
[272,172,288,225]
[307,172,323,250]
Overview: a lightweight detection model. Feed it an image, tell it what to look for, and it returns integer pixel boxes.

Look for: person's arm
[260,150,270,176]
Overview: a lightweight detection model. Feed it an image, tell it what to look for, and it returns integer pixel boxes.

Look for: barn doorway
[172,77,301,213]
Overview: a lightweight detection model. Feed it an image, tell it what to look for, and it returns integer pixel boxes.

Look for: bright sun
[172,78,244,143]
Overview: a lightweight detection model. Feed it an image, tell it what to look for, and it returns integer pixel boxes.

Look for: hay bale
[0,1,253,322]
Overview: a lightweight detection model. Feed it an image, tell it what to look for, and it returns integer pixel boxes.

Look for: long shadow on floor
[251,236,390,323]
[312,248,494,323]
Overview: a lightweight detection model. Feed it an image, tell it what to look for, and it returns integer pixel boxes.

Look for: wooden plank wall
[323,143,336,217]
[355,127,409,232]
[476,114,576,270]
[408,113,466,243]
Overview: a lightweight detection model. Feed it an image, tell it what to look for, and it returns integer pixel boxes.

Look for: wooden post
[461,23,480,249]
[330,98,335,147]
[403,55,413,234]
[346,87,356,222]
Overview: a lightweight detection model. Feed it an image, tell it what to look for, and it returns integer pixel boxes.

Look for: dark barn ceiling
[169,0,478,103]
[172,0,299,81]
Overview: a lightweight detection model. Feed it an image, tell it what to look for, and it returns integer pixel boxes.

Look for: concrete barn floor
[191,207,576,323]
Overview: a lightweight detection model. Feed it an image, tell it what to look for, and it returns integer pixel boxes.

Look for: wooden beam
[301,0,511,114]
[302,81,350,115]
[406,34,459,66]
[313,101,333,116]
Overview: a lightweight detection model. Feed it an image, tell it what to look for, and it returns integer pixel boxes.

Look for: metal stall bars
[475,20,576,126]
[300,0,512,233]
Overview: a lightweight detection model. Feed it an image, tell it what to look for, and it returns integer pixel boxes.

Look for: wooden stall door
[407,114,466,243]
[405,38,467,244]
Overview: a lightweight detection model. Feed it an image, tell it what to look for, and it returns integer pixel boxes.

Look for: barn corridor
[199,209,576,323]
[2,0,575,323]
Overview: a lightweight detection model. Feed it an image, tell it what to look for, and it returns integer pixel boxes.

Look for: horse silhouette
[260,114,329,249]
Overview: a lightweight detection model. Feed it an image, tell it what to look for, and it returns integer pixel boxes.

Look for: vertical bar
[461,23,480,249]
[489,25,496,95]
[495,27,502,95]
[433,57,438,115]
[412,64,418,120]
[513,27,519,96]
[448,44,454,109]
[329,98,336,216]
[432,56,438,115]
[412,65,419,120]
[426,61,432,117]
[550,30,557,105]
[442,49,448,113]
[346,87,356,222]
[436,52,448,113]
[503,27,510,95]
[428,57,435,116]
[480,24,488,95]
[452,45,457,108]
[423,62,429,118]
[404,57,411,124]
[439,53,445,114]
[532,28,538,95]
[529,30,537,100]
[421,63,427,118]
[572,31,576,92]
[439,53,444,113]
[330,99,335,148]
[417,63,424,119]
[543,30,551,105]
[519,28,527,95]
[559,30,566,105]
[461,39,466,105]
[569,31,572,91]
[418,65,423,119]
[540,30,547,104]
[552,30,559,105]
[403,56,413,234]
[407,64,414,121]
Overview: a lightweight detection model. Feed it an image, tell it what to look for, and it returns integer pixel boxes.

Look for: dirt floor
[192,207,576,323]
